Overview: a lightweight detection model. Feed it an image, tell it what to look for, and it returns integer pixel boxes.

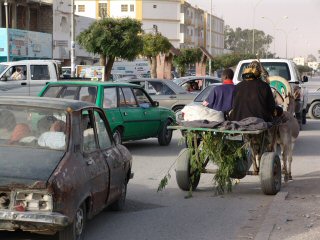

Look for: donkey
[275,92,300,181]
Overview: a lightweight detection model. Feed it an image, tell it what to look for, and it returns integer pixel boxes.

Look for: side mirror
[302,76,308,82]
[153,101,159,107]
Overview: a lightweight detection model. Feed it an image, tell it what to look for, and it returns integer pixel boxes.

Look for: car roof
[238,59,292,63]
[0,96,96,111]
[47,81,140,88]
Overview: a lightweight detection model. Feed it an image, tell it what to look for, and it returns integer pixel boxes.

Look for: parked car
[0,96,133,239]
[306,88,320,119]
[176,84,221,122]
[39,81,175,145]
[116,78,196,112]
[173,76,221,93]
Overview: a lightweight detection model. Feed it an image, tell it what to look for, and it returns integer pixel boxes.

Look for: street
[1,117,319,240]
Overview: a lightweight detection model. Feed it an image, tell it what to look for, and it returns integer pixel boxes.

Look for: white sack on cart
[181,105,224,122]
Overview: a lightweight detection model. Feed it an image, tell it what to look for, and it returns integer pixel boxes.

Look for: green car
[39,81,176,145]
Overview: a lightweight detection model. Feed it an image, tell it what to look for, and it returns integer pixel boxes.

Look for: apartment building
[74,0,224,56]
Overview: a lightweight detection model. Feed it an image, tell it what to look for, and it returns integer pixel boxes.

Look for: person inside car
[10,67,26,80]
[81,87,97,103]
[38,120,66,149]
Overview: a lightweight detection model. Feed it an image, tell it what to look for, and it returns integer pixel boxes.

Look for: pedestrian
[202,68,235,120]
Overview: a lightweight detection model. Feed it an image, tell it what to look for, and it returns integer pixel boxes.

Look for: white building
[74,0,224,57]
[293,57,305,66]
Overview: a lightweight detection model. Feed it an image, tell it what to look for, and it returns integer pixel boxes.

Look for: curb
[254,191,288,240]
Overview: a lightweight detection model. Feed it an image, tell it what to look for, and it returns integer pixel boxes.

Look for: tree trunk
[151,56,157,78]
[105,56,115,81]
[100,54,107,81]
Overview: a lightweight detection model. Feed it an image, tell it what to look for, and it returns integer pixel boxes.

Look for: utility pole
[208,0,212,76]
[70,0,75,77]
[4,0,9,62]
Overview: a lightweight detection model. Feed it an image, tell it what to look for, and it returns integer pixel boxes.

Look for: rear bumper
[0,210,69,232]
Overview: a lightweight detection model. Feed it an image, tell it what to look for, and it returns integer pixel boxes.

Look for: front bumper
[0,210,69,231]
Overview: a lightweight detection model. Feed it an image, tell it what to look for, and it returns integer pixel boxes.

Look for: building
[293,57,305,66]
[74,0,224,57]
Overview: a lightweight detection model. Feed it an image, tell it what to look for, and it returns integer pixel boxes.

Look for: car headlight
[14,191,53,212]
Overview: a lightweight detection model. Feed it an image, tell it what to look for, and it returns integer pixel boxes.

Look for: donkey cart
[168,125,281,195]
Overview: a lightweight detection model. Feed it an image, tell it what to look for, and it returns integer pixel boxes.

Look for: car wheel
[113,129,122,145]
[158,119,173,146]
[172,105,184,113]
[56,204,86,240]
[110,177,127,211]
[308,101,320,119]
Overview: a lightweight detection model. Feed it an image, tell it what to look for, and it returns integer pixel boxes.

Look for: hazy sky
[189,0,320,59]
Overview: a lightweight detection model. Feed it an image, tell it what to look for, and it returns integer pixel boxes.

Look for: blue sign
[0,28,52,60]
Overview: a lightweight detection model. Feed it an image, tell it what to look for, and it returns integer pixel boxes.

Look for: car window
[119,87,138,107]
[31,65,50,80]
[103,87,117,108]
[133,88,152,107]
[94,109,112,149]
[80,86,97,103]
[0,105,67,150]
[82,110,97,152]
[42,86,63,97]
[148,82,174,95]
[194,85,215,102]
[3,65,27,81]
[58,86,79,99]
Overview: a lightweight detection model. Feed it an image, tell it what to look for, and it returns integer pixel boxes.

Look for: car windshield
[0,64,8,75]
[0,105,67,150]
[238,62,291,82]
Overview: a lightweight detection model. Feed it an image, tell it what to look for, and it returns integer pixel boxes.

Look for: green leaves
[173,48,203,76]
[142,33,172,58]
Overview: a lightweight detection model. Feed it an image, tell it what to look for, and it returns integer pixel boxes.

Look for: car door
[118,87,145,140]
[102,86,123,133]
[81,109,110,213]
[132,87,161,137]
[0,65,28,96]
[93,108,124,203]
[29,64,52,96]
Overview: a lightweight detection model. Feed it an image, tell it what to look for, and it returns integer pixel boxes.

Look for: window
[130,4,134,12]
[94,110,112,149]
[98,3,108,18]
[78,5,85,12]
[133,88,152,107]
[79,86,97,103]
[4,65,27,81]
[103,87,117,108]
[82,110,97,152]
[119,87,138,107]
[121,4,128,12]
[30,65,50,80]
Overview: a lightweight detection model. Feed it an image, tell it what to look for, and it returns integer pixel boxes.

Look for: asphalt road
[1,119,320,240]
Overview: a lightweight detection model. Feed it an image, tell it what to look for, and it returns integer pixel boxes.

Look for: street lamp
[70,0,75,77]
[276,27,298,59]
[261,16,288,55]
[208,0,212,76]
[252,0,263,54]
[4,0,9,62]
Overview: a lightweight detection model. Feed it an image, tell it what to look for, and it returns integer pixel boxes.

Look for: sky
[188,0,320,59]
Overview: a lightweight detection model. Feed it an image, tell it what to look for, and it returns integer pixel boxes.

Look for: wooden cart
[168,125,281,195]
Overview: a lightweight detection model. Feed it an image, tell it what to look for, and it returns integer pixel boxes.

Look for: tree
[77,18,143,80]
[224,25,273,57]
[173,48,202,76]
[142,33,172,78]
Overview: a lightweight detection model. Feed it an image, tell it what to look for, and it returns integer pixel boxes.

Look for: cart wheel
[260,152,281,195]
[175,148,200,191]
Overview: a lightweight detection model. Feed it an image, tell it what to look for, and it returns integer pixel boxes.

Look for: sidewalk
[255,172,320,240]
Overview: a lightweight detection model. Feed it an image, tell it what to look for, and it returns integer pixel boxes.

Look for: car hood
[0,146,64,188]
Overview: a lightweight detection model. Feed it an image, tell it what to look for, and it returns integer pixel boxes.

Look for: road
[1,75,320,240]
[2,118,320,240]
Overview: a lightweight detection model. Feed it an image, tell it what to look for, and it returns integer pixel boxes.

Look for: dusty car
[173,76,221,93]
[306,88,320,119]
[116,78,196,112]
[0,96,133,240]
[39,81,176,146]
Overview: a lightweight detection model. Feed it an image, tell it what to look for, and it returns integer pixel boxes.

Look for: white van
[0,60,60,96]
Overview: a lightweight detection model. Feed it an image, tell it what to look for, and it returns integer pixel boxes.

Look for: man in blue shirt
[203,68,235,119]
